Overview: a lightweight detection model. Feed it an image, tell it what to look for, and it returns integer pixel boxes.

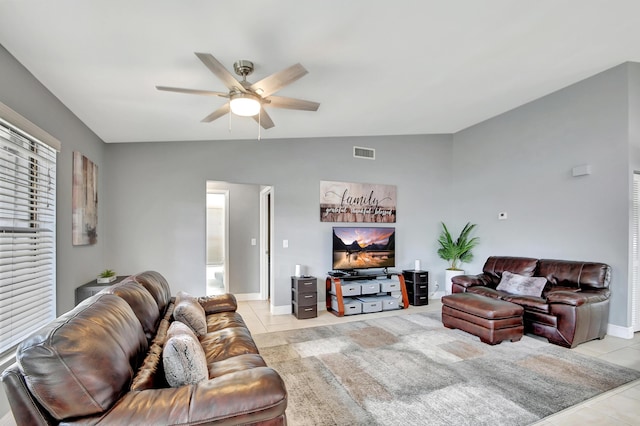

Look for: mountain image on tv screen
[332,227,395,270]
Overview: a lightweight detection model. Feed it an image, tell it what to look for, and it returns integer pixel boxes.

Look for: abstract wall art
[72,151,98,245]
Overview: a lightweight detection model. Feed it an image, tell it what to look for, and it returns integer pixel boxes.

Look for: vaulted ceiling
[1,1,639,143]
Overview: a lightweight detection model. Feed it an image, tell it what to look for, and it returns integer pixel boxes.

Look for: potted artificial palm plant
[437,222,479,294]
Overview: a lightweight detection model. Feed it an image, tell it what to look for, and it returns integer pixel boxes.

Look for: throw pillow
[163,333,208,387]
[167,320,198,341]
[173,291,207,337]
[496,271,547,297]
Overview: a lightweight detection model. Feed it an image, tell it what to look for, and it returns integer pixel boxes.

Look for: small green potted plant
[97,268,117,284]
[437,222,479,294]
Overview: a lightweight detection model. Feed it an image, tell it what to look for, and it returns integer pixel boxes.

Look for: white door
[206,191,229,295]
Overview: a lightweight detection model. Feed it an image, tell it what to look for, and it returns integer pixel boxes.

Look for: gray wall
[451,62,635,328]
[0,45,107,418]
[104,135,454,306]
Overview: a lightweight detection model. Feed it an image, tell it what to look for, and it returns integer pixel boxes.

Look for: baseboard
[607,323,635,339]
[233,292,262,301]
[271,304,292,315]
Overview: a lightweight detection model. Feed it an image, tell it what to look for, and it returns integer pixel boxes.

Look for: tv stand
[326,272,409,316]
[327,269,398,278]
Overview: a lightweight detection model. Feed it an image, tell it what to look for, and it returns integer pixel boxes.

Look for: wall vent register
[353,146,375,160]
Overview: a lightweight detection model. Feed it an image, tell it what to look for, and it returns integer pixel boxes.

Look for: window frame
[0,105,59,363]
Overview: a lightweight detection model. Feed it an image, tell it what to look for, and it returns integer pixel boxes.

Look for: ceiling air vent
[353,146,375,160]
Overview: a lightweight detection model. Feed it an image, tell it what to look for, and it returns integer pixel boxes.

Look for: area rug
[253,311,640,426]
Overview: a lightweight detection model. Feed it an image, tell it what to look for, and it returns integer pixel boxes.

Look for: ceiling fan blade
[266,95,320,111]
[195,52,246,92]
[156,86,228,97]
[253,108,275,129]
[250,63,308,97]
[201,103,230,123]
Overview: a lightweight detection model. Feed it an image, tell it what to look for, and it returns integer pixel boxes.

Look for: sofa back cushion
[105,280,161,341]
[132,270,172,313]
[16,294,148,420]
[482,256,538,285]
[537,259,611,290]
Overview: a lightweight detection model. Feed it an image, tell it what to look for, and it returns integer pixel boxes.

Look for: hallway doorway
[206,190,228,295]
[206,181,272,300]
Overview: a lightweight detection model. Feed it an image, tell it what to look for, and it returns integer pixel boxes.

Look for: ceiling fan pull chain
[258,109,262,141]
[228,108,232,133]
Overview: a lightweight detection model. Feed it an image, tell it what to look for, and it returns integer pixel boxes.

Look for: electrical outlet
[430,281,440,297]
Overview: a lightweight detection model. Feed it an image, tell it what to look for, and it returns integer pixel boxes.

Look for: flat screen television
[332,226,395,271]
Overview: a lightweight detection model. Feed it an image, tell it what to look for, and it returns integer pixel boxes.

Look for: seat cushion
[208,353,267,378]
[502,295,550,313]
[206,311,248,333]
[200,327,259,363]
[467,286,509,299]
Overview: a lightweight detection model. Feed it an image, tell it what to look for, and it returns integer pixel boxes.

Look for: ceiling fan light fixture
[229,92,261,117]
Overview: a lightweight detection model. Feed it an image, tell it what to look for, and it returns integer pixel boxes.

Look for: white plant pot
[445,269,465,295]
[97,275,117,284]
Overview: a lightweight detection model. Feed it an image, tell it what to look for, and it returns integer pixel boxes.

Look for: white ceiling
[1,0,640,143]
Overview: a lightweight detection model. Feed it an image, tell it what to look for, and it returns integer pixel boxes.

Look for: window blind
[0,118,56,355]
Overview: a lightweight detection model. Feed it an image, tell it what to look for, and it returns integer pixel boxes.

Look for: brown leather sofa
[451,256,611,348]
[1,271,287,425]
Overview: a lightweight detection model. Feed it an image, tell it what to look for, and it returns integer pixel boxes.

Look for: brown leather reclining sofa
[451,256,611,348]
[1,271,287,425]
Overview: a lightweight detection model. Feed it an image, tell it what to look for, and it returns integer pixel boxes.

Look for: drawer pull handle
[304,294,314,298]
[304,308,313,312]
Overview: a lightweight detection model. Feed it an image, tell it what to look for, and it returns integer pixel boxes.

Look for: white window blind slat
[0,118,56,355]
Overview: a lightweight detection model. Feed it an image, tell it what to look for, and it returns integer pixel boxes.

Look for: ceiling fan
[156,52,320,129]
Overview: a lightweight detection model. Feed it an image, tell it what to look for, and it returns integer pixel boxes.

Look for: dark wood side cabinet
[75,276,127,305]
[291,276,318,319]
[402,270,429,306]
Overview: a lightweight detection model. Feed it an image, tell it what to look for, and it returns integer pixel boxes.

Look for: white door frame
[259,186,274,302]
[632,173,640,332]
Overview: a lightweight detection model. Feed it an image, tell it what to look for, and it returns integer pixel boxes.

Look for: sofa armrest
[198,293,237,314]
[1,363,57,426]
[97,367,286,425]
[451,274,492,290]
[547,289,610,307]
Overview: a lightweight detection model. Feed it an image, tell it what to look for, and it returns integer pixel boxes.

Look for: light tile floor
[1,299,638,425]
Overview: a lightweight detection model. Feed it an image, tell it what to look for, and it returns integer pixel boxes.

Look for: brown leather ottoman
[441,293,524,345]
